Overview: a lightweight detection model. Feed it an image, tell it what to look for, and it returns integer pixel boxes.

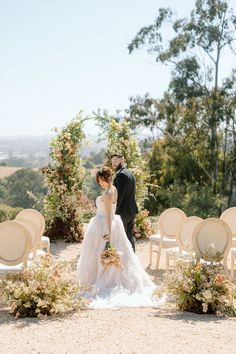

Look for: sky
[0,0,236,136]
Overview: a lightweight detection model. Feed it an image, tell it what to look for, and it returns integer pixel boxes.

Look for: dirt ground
[1,239,236,354]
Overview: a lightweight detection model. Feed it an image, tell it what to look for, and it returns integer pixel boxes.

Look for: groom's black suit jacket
[113,166,138,217]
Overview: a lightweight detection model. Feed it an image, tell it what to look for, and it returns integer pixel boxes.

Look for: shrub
[0,204,22,222]
[0,254,85,318]
[147,181,225,218]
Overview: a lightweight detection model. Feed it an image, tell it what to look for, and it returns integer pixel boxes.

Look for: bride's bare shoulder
[111,185,117,201]
[111,185,117,194]
[102,185,117,201]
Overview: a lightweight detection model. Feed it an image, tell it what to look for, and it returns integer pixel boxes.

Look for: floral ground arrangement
[0,254,85,318]
[156,256,236,317]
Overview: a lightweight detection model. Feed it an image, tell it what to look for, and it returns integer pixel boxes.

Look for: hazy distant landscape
[0,134,107,168]
[0,133,108,217]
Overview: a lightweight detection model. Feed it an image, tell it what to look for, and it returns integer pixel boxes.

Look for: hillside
[0,166,22,179]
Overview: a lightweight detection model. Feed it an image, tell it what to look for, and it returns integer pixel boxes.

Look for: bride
[77,166,158,308]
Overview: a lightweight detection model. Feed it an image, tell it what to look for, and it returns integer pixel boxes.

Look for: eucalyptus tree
[128,0,236,193]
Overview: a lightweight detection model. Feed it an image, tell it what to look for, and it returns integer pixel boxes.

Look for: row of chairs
[149,207,236,279]
[0,209,50,275]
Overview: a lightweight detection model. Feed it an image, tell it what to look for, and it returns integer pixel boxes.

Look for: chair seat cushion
[0,262,30,274]
[231,248,236,254]
[41,235,50,244]
[150,234,177,245]
[166,247,180,255]
[166,248,191,256]
[28,249,46,260]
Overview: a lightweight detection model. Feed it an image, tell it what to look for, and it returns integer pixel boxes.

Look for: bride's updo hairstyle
[96,166,112,184]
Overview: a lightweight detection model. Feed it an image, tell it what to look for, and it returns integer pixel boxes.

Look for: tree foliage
[128,0,236,212]
[0,169,47,209]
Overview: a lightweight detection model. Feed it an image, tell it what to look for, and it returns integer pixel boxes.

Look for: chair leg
[223,257,229,276]
[148,241,153,267]
[166,253,169,273]
[231,254,234,280]
[155,245,162,270]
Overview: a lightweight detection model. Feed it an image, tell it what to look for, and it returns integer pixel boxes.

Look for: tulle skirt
[77,214,162,308]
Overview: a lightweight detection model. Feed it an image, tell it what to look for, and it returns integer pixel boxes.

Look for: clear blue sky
[0,0,235,136]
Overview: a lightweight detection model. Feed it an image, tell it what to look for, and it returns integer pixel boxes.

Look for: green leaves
[129,0,236,93]
[0,169,47,209]
[127,7,173,55]
[128,0,236,204]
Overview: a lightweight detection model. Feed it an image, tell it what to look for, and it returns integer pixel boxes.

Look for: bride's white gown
[77,196,161,308]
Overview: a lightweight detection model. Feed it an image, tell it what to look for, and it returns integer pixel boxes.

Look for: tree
[126,94,162,138]
[128,0,236,193]
[222,70,236,205]
[83,148,106,168]
[146,138,225,217]
[0,169,47,209]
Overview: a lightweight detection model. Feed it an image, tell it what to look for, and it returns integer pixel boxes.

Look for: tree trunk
[211,51,220,193]
[228,114,236,207]
[222,118,229,192]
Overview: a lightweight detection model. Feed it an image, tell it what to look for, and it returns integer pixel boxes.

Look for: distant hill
[0,166,22,179]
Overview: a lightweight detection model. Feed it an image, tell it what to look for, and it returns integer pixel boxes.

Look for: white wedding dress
[77,196,163,309]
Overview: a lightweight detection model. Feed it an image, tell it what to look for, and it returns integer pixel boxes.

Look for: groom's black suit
[113,166,138,252]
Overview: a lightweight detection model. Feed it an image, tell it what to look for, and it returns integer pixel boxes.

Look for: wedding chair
[14,217,43,259]
[148,207,186,270]
[0,220,31,275]
[192,218,232,273]
[220,207,236,247]
[220,208,236,279]
[230,249,236,280]
[165,216,203,271]
[16,209,50,253]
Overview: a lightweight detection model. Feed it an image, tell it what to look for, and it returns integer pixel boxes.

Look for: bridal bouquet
[100,240,122,269]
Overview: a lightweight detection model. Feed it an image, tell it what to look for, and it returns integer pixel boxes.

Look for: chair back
[0,220,31,267]
[177,216,203,251]
[192,218,232,262]
[14,217,41,252]
[158,208,186,239]
[220,207,236,236]
[16,209,45,236]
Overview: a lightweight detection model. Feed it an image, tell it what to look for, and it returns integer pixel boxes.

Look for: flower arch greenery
[94,111,152,238]
[41,114,86,242]
[106,119,148,209]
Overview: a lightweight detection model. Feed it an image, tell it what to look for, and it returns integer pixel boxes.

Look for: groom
[111,153,138,252]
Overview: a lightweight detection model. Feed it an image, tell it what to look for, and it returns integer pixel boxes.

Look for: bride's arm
[103,188,114,241]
